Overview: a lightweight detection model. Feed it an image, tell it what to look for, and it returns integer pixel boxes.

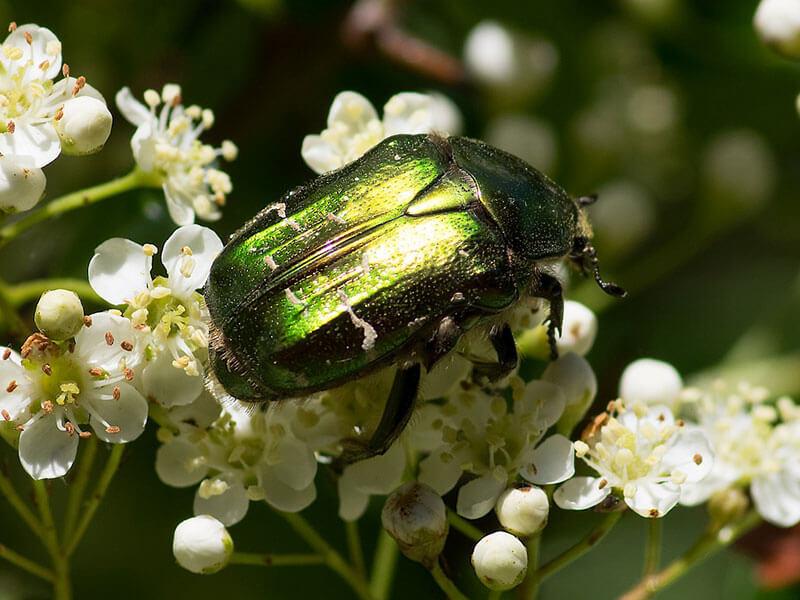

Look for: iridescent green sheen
[205,134,578,401]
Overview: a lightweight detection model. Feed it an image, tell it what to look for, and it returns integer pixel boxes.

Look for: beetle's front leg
[471,322,519,383]
[533,272,564,360]
[339,363,422,464]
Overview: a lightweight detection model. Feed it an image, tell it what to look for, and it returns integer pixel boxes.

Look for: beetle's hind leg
[470,323,519,383]
[533,272,564,360]
[339,364,422,464]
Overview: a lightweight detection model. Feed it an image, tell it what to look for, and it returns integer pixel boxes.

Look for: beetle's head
[568,195,627,298]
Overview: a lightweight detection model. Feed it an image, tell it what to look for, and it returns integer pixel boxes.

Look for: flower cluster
[0,23,112,213]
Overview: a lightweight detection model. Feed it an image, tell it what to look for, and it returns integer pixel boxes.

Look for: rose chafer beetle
[205,134,624,462]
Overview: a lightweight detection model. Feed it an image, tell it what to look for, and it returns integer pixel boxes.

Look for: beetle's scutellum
[205,134,624,462]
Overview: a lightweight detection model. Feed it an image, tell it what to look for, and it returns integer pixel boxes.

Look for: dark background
[1,0,800,598]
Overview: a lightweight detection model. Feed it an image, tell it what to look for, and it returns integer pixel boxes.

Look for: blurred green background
[1,0,800,598]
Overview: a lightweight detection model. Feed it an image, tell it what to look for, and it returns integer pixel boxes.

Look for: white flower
[495,485,549,537]
[381,481,448,568]
[0,23,107,167]
[173,515,233,574]
[463,21,558,99]
[0,154,45,213]
[678,384,800,527]
[754,0,800,58]
[54,95,112,156]
[618,358,683,409]
[471,531,528,591]
[338,443,406,521]
[542,352,597,436]
[554,401,713,518]
[0,312,146,479]
[115,84,237,225]
[88,225,222,408]
[34,289,84,341]
[301,90,462,174]
[417,378,574,519]
[555,301,597,356]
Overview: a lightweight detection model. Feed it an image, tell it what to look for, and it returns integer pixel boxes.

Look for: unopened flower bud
[619,358,683,407]
[495,486,549,536]
[0,155,46,213]
[381,481,448,568]
[708,488,749,528]
[35,289,84,340]
[556,301,597,356]
[543,353,597,436]
[754,0,800,58]
[471,531,528,591]
[56,96,113,156]
[172,515,233,574]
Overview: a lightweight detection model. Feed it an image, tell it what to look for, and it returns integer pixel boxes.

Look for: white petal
[270,437,318,491]
[88,238,152,305]
[0,349,30,422]
[661,429,714,484]
[428,92,463,135]
[341,443,406,495]
[382,92,435,136]
[328,91,380,131]
[194,478,249,526]
[75,312,141,372]
[2,25,62,79]
[162,225,223,295]
[522,434,575,485]
[626,481,680,518]
[516,380,566,429]
[131,123,157,172]
[88,383,148,443]
[163,183,196,226]
[456,471,506,519]
[0,155,46,213]
[679,463,739,506]
[419,354,472,400]
[261,469,317,513]
[18,414,79,480]
[418,448,463,495]
[47,78,106,105]
[156,438,208,487]
[143,352,203,407]
[338,477,369,521]
[114,87,153,127]
[0,122,60,168]
[301,134,344,175]
[553,477,610,510]
[751,472,800,527]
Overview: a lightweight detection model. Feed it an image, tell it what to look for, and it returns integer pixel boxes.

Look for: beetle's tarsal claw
[577,194,598,207]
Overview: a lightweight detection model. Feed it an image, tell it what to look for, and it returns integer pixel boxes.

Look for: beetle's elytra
[205,133,623,462]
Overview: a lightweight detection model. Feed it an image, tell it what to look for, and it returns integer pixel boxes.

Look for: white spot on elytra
[264,255,278,271]
[337,289,377,351]
[361,252,371,275]
[266,202,287,219]
[327,212,347,225]
[285,288,303,305]
[283,217,301,232]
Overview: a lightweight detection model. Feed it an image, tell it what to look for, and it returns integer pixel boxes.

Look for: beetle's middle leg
[470,322,519,383]
[533,272,564,360]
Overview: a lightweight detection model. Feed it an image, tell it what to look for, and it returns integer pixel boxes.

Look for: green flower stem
[518,533,542,600]
[0,169,160,249]
[429,561,469,600]
[642,518,662,577]
[0,467,45,540]
[488,591,502,600]
[229,552,326,567]
[32,480,70,600]
[621,511,761,600]
[63,436,98,541]
[370,528,399,600]
[0,542,54,581]
[346,520,368,580]
[0,279,27,337]
[533,511,623,583]
[278,510,375,600]
[446,508,484,541]
[65,443,125,557]
[5,278,102,308]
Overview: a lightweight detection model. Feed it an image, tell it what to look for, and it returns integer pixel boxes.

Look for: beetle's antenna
[584,243,627,297]
[577,194,598,207]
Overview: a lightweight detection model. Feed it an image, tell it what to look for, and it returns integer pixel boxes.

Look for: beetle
[204,133,624,462]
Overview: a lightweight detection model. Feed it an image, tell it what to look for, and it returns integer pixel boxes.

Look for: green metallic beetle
[205,133,623,462]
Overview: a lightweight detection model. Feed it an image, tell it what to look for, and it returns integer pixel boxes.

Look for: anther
[7,120,15,134]
[8,22,16,32]
[54,107,64,121]
[598,478,608,489]
[23,31,32,45]
[6,380,17,393]
[649,509,660,518]
[105,425,120,434]
[65,422,75,435]
[79,431,92,439]
[112,386,121,401]
[693,453,703,465]
[72,76,86,96]
[89,367,104,377]
[83,315,92,327]
[123,368,134,381]
[121,340,134,351]
[41,364,52,376]
[62,63,70,77]
[1,409,9,421]
[2,348,10,360]
[104,331,114,345]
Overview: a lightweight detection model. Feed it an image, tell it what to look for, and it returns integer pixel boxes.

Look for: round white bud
[619,358,683,407]
[172,515,233,574]
[57,96,113,156]
[381,481,448,568]
[471,531,528,591]
[0,155,46,213]
[34,289,84,341]
[556,301,598,356]
[495,486,549,536]
[542,353,598,436]
[754,0,800,58]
